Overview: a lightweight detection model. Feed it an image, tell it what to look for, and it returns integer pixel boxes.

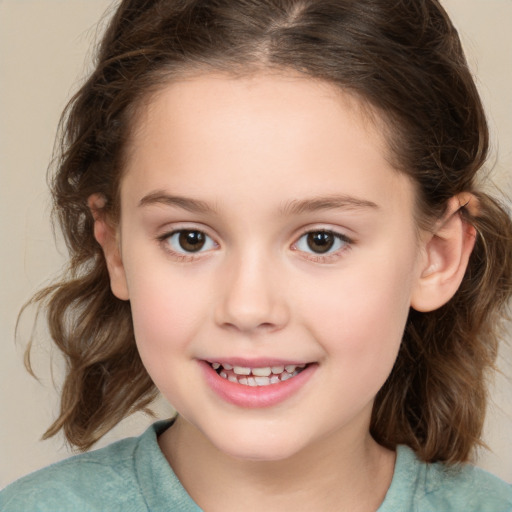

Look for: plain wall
[1,0,511,488]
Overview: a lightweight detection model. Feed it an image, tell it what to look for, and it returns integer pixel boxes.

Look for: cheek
[125,268,212,407]
[124,263,209,362]
[300,255,416,379]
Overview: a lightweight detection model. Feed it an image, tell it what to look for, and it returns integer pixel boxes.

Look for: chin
[208,427,309,463]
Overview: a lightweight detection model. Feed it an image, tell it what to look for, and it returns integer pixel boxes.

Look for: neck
[158,415,396,512]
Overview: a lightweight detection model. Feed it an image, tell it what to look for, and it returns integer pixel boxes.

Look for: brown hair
[27,0,512,462]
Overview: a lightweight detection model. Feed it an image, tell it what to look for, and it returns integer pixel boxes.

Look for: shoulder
[1,427,150,512]
[380,445,512,512]
[421,458,512,512]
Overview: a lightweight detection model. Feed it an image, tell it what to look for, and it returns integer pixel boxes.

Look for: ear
[88,194,129,300]
[411,194,478,312]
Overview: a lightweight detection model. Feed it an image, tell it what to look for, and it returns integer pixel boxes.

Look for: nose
[214,251,290,334]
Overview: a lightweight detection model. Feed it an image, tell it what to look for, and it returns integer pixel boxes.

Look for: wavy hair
[27,0,512,462]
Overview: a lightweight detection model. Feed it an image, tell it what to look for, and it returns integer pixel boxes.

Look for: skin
[93,72,476,511]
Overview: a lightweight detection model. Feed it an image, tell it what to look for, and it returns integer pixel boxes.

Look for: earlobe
[88,194,130,301]
[411,194,477,312]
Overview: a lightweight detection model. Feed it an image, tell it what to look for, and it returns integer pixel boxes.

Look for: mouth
[201,359,316,408]
[207,361,308,387]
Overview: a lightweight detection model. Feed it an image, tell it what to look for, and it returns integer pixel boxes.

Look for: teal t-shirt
[1,421,511,511]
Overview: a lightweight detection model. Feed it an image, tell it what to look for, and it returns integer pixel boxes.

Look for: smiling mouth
[207,362,308,387]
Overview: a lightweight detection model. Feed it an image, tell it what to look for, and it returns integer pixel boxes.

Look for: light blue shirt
[1,421,511,511]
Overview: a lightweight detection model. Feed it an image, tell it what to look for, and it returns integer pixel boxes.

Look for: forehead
[132,71,383,152]
[121,72,414,219]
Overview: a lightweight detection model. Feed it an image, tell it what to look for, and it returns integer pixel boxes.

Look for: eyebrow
[138,191,378,216]
[138,191,216,214]
[279,195,379,215]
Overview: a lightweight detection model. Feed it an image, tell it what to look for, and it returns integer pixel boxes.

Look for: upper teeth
[233,366,251,375]
[211,363,306,376]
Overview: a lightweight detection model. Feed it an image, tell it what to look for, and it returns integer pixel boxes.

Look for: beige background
[1,0,511,488]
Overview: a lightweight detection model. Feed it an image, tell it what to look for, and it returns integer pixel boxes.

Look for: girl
[1,0,512,510]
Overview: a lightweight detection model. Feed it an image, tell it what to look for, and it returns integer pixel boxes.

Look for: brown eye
[164,229,216,254]
[178,230,206,252]
[294,230,350,256]
[306,231,335,253]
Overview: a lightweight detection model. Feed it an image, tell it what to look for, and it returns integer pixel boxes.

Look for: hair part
[26,0,512,460]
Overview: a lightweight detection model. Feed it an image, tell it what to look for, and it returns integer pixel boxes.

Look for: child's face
[113,73,427,461]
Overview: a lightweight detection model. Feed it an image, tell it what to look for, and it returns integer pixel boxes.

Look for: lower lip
[199,361,316,408]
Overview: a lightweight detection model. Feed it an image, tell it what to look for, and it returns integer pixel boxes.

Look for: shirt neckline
[136,420,420,512]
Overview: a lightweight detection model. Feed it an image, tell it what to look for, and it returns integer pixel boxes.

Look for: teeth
[252,367,272,377]
[211,363,306,374]
[233,366,251,375]
[254,376,271,385]
[211,361,308,386]
[217,369,303,386]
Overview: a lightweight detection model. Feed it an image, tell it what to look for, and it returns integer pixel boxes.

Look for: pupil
[179,230,205,252]
[307,232,334,253]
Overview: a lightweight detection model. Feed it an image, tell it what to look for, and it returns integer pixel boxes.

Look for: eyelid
[291,226,353,262]
[157,224,220,261]
[156,221,218,242]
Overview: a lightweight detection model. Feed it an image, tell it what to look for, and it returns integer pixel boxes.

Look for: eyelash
[157,228,353,263]
[292,229,353,263]
[157,229,218,262]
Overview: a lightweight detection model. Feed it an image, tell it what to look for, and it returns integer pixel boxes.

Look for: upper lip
[203,358,311,367]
